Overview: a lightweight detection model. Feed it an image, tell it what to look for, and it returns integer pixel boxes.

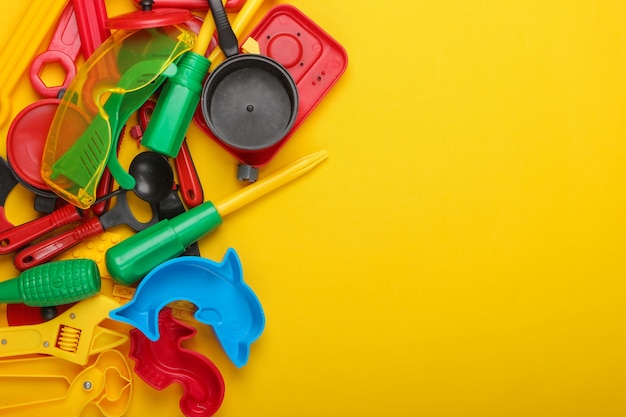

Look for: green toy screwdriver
[0,259,101,306]
[106,150,328,286]
[138,1,217,157]
[140,0,264,157]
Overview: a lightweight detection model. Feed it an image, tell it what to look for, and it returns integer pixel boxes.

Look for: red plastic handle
[13,217,104,271]
[0,207,14,234]
[139,101,204,208]
[0,204,82,255]
[174,140,204,208]
[28,2,81,97]
[73,0,110,58]
[133,0,245,12]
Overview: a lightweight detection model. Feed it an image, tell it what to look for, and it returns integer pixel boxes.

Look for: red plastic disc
[106,9,193,30]
[6,99,60,191]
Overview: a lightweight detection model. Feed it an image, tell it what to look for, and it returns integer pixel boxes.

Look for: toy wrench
[0,295,127,365]
[0,350,132,417]
[29,1,81,98]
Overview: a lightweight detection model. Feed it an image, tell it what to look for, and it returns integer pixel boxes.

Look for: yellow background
[1,1,626,416]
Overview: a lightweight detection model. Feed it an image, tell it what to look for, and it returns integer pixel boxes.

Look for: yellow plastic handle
[0,0,69,127]
[208,0,265,71]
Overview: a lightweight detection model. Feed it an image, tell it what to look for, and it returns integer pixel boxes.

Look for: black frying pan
[200,0,298,152]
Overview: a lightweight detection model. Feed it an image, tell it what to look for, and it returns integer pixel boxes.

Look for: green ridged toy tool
[0,259,101,306]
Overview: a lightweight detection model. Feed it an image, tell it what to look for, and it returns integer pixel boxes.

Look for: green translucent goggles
[42,25,196,209]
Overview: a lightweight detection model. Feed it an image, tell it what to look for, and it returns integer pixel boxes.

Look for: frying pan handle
[13,217,104,271]
[0,204,83,255]
[208,0,239,58]
[175,140,204,208]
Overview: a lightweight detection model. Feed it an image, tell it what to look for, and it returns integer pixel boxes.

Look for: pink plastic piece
[129,309,225,417]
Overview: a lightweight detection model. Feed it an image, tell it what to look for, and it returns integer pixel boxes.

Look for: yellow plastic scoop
[0,295,127,365]
[0,350,132,417]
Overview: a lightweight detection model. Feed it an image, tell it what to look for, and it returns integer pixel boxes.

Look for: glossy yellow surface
[1,1,626,416]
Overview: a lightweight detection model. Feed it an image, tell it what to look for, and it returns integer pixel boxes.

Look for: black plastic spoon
[129,151,175,204]
[0,152,172,255]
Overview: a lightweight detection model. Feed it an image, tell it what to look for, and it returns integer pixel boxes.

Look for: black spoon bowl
[129,151,174,204]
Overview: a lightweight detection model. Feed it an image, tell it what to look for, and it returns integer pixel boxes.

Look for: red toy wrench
[28,2,81,98]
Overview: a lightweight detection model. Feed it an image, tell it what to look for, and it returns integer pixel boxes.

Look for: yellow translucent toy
[0,350,132,417]
[41,25,196,209]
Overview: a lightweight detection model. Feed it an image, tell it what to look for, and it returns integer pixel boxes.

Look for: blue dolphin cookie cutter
[109,249,265,367]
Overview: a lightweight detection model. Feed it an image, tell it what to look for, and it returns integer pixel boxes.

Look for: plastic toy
[107,0,195,30]
[137,12,215,157]
[13,189,159,271]
[199,0,299,171]
[110,251,264,367]
[129,308,225,417]
[6,96,116,215]
[204,0,266,72]
[194,4,348,178]
[132,0,246,13]
[0,0,69,128]
[0,150,171,256]
[0,158,18,233]
[140,0,265,157]
[106,150,328,285]
[7,98,67,213]
[136,100,205,208]
[6,303,74,326]
[127,151,175,204]
[73,0,110,58]
[41,25,196,208]
[29,2,81,98]
[0,259,100,306]
[109,283,201,322]
[0,349,132,417]
[0,294,127,365]
[0,202,85,255]
[28,0,110,97]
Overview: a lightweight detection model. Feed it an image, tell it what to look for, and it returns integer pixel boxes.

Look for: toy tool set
[0,1,347,415]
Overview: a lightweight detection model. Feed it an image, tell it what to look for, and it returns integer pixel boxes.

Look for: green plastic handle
[106,201,223,286]
[0,259,101,306]
[141,52,211,157]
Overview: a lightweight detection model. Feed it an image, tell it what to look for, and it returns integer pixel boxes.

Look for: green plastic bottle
[141,52,211,157]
